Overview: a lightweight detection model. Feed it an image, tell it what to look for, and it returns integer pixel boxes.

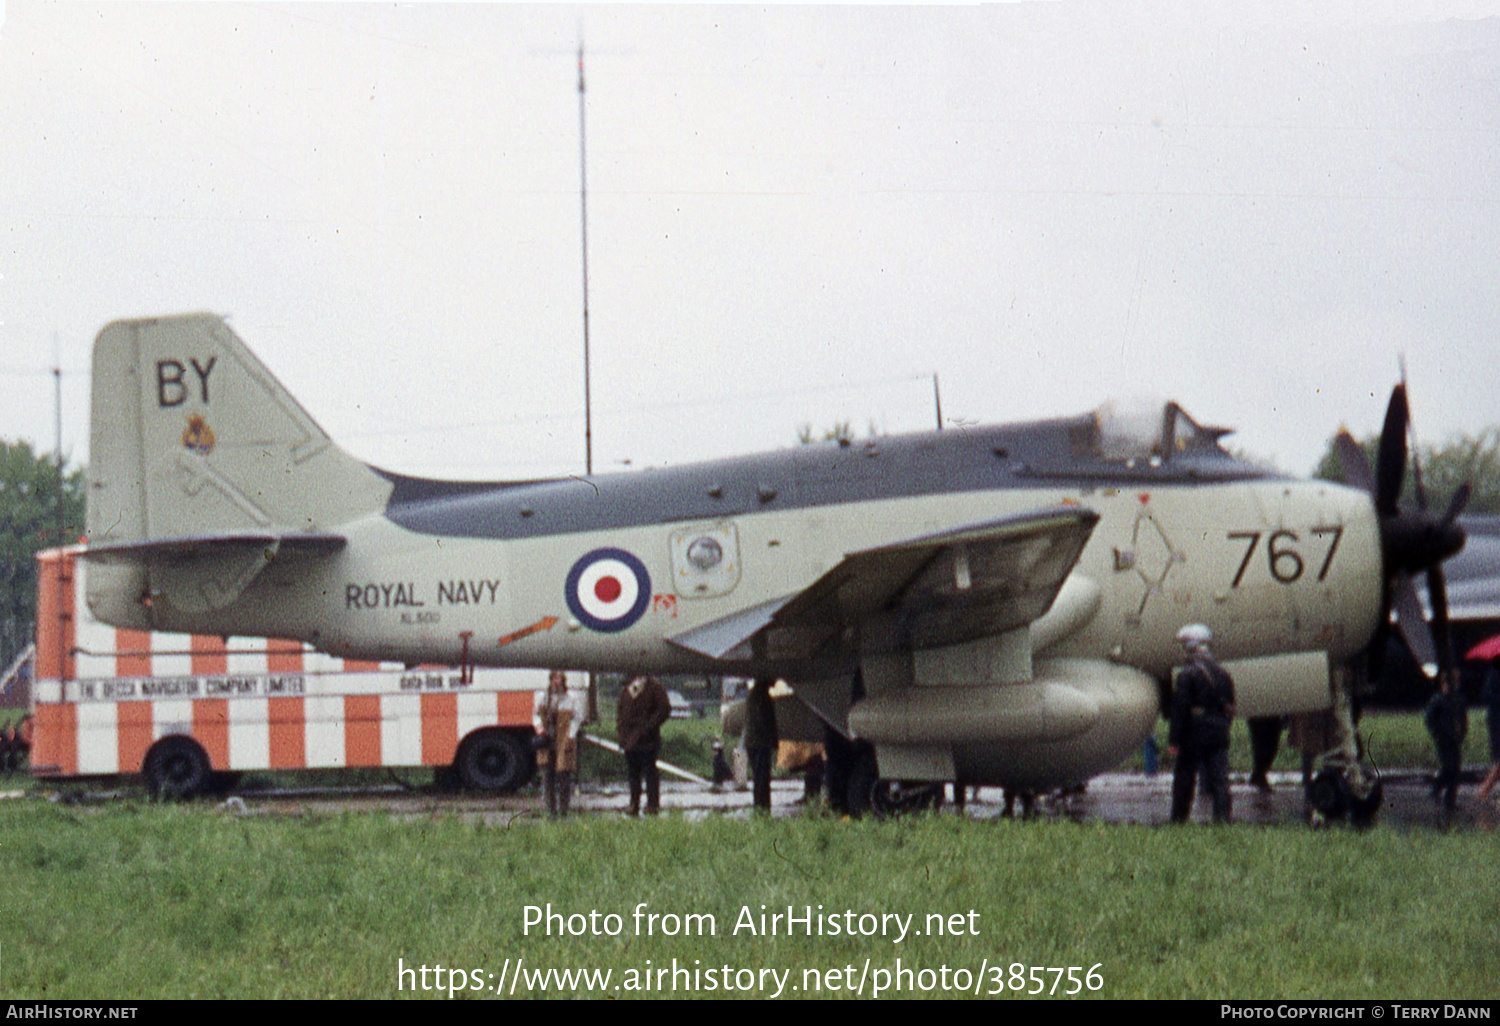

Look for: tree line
[1313,427,1500,514]
[1,441,85,675]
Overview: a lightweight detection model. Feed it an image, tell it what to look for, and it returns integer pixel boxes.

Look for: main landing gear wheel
[143,737,211,800]
[1308,770,1348,820]
[1308,765,1382,826]
[869,781,944,820]
[455,730,533,793]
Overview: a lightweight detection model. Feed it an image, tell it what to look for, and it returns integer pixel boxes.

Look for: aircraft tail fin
[86,313,390,624]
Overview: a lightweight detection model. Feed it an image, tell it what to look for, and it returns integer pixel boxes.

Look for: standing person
[1168,623,1237,824]
[1479,657,1500,803]
[533,670,583,818]
[1247,716,1283,794]
[1424,670,1468,812]
[617,674,672,816]
[743,678,779,813]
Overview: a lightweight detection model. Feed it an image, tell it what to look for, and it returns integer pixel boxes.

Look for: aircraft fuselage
[149,419,1383,687]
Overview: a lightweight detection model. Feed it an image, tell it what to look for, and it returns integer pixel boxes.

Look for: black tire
[1308,769,1349,820]
[455,729,533,792]
[870,781,943,820]
[143,737,211,800]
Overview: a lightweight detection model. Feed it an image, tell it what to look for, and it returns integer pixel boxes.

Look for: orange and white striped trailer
[30,548,542,797]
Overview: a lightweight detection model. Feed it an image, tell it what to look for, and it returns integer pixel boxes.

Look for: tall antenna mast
[578,35,593,477]
[577,35,600,724]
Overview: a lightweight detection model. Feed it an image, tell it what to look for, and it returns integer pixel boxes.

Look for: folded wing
[669,505,1099,664]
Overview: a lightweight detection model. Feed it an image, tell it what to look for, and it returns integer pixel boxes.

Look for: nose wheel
[1307,760,1382,826]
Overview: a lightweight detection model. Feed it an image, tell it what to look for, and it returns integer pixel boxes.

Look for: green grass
[0,801,1494,999]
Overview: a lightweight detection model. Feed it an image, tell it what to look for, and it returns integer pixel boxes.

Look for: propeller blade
[1391,571,1436,677]
[1349,381,1467,693]
[1374,385,1408,517]
[1335,429,1375,494]
[1428,562,1456,679]
[1442,481,1472,527]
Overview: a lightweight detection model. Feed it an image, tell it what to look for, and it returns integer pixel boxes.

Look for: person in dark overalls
[1168,623,1237,824]
[618,675,672,816]
[1424,670,1467,812]
[744,678,779,813]
[1247,716,1284,794]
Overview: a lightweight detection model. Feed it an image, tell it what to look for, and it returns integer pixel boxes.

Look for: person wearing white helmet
[1168,623,1237,824]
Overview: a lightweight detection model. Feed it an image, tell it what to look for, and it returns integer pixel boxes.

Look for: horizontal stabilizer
[84,532,346,565]
[85,532,347,616]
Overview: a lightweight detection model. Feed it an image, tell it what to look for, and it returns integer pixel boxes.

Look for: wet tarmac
[219,770,1500,832]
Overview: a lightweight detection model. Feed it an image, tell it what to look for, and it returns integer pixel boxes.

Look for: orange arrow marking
[498,616,559,648]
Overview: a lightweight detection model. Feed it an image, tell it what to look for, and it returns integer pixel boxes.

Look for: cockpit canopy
[1086,398,1235,465]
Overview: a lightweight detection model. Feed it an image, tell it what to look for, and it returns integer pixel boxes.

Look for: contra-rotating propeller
[1335,384,1470,681]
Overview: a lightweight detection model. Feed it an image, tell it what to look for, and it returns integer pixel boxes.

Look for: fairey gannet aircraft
[81,313,1465,812]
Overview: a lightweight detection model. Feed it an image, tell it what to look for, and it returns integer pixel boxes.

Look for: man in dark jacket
[617,675,672,815]
[1424,670,1467,812]
[1169,623,1237,824]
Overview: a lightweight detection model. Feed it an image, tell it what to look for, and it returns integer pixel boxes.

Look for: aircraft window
[1094,400,1167,461]
[686,536,724,570]
[1093,400,1227,462]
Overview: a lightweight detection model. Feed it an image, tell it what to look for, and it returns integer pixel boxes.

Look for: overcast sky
[2,1,1498,483]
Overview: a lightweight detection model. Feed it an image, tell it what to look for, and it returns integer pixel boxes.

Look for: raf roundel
[565,548,652,633]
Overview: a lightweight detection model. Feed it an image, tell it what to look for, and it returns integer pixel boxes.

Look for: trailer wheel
[144,737,211,800]
[455,730,532,792]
